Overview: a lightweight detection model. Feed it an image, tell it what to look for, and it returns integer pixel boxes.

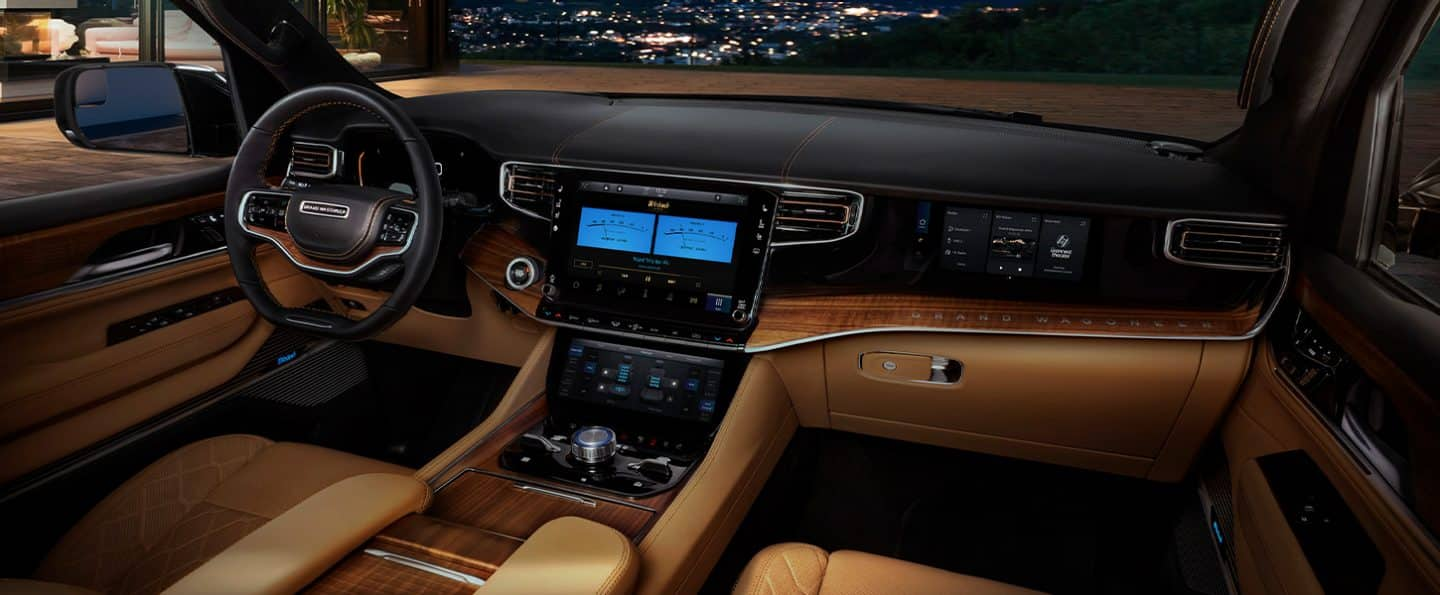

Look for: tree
[329,0,379,50]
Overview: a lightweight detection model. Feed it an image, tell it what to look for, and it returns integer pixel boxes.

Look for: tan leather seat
[22,434,414,595]
[734,543,1047,595]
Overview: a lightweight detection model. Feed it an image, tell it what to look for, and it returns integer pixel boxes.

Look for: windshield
[448,0,1268,140]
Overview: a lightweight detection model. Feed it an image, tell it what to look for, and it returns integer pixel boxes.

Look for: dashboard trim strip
[745,251,1290,352]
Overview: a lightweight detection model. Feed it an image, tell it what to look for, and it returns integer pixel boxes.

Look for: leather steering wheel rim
[223,83,442,341]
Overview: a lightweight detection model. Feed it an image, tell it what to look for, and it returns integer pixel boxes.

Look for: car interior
[1,0,1439,594]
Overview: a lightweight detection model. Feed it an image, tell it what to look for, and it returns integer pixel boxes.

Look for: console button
[641,388,664,403]
[704,293,733,313]
[505,257,539,290]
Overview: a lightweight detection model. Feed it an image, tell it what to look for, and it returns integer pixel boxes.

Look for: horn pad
[284,185,408,263]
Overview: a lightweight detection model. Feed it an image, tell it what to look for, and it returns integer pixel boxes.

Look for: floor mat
[703,429,1202,595]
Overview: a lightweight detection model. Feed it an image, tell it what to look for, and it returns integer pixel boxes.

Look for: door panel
[1221,339,1440,595]
[0,192,225,301]
[0,211,318,483]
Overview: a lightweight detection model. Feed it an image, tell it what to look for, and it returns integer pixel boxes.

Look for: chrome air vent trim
[287,141,341,180]
[772,189,865,247]
[498,163,560,221]
[1164,218,1287,272]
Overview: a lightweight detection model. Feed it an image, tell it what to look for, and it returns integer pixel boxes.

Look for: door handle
[859,352,964,384]
[67,243,174,283]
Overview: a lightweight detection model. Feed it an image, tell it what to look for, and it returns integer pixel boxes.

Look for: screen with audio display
[576,207,657,255]
[653,215,738,264]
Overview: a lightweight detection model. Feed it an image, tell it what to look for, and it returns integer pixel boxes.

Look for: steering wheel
[223,84,442,341]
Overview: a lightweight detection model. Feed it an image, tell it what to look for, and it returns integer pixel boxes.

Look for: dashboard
[286,91,1290,352]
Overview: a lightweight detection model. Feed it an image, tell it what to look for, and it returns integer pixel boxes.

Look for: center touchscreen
[542,177,775,343]
[572,206,740,294]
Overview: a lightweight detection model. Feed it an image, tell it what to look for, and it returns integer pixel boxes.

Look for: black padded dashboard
[392,91,1285,222]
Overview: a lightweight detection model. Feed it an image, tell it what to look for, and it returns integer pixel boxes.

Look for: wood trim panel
[374,515,523,576]
[460,226,1266,348]
[459,219,545,314]
[428,471,654,541]
[426,398,679,541]
[0,193,223,300]
[748,289,1263,347]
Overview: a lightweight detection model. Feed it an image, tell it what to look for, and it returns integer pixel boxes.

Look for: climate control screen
[554,337,725,423]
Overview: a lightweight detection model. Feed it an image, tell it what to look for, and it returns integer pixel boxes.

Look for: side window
[1380,25,1440,303]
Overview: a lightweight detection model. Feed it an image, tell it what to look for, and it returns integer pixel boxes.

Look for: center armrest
[161,472,429,595]
[478,516,638,595]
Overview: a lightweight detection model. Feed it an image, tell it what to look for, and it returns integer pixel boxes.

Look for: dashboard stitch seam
[552,108,634,165]
[780,117,835,183]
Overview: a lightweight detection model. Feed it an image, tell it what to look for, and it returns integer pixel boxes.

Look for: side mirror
[53,62,238,157]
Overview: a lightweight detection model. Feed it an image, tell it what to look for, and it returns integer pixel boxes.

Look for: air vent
[1165,219,1286,271]
[288,142,339,179]
[772,190,864,246]
[500,163,559,220]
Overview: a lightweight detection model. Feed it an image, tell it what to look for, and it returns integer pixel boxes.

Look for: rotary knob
[505,256,539,290]
[570,426,618,464]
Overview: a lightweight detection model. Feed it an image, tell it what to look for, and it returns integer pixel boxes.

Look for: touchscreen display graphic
[653,215,738,264]
[576,207,656,255]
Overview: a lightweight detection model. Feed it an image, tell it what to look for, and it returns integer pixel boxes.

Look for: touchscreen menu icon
[1035,215,1090,280]
[987,211,1041,277]
[939,207,991,271]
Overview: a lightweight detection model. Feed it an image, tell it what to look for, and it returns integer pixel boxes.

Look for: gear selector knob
[570,426,618,464]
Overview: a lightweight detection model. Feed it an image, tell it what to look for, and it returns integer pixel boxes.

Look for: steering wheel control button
[506,256,540,290]
[570,426,619,464]
[378,209,416,246]
[244,193,290,231]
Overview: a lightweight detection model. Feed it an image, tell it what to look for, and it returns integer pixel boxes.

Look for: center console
[499,332,744,497]
[529,168,779,348]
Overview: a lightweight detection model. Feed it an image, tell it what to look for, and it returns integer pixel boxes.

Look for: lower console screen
[555,337,725,423]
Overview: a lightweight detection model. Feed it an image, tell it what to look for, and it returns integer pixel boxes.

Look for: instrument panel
[462,162,1287,352]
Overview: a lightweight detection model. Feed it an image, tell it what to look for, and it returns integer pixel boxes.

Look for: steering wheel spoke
[223,84,442,341]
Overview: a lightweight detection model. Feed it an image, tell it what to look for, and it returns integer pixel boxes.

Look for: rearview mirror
[53,62,238,156]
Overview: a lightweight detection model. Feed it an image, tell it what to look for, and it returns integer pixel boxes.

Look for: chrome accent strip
[363,548,486,586]
[287,141,341,180]
[514,483,598,507]
[496,160,866,247]
[1163,218,1288,272]
[284,316,335,329]
[0,246,227,314]
[237,190,417,277]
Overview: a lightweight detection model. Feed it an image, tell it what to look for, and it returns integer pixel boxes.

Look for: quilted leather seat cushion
[31,435,411,595]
